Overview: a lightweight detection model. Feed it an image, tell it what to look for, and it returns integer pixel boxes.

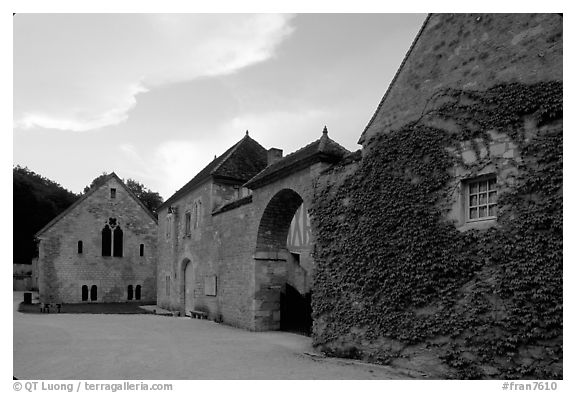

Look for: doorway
[280,284,312,335]
[184,260,194,315]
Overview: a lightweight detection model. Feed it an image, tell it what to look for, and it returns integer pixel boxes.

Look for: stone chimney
[267,148,283,165]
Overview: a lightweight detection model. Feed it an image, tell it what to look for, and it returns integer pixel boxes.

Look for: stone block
[489,143,507,156]
[461,150,477,164]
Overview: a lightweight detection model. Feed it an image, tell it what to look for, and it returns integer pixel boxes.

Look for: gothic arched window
[102,225,112,256]
[135,285,141,300]
[77,240,83,254]
[127,285,133,300]
[102,218,123,257]
[81,285,88,301]
[113,227,123,257]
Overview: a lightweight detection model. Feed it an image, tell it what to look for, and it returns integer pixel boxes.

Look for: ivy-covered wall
[310,81,562,379]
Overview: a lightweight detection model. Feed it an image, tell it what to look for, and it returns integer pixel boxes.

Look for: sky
[13,13,427,200]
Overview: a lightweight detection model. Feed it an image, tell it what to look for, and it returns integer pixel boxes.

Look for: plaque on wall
[204,275,217,296]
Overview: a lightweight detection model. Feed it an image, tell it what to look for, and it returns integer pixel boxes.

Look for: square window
[465,176,497,222]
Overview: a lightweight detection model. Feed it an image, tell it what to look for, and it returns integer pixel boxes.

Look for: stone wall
[360,13,563,145]
[37,177,157,303]
[157,178,259,328]
[157,163,324,330]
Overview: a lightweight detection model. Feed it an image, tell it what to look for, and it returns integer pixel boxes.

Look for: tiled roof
[159,134,267,209]
[244,127,350,189]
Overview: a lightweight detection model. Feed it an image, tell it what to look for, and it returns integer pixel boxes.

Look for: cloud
[14,14,295,132]
[152,140,220,198]
[15,83,147,132]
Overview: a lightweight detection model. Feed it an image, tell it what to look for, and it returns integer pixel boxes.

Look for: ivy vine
[310,81,562,379]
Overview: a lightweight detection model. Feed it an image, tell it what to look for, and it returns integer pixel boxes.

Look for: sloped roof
[159,133,267,209]
[244,127,350,190]
[35,172,157,238]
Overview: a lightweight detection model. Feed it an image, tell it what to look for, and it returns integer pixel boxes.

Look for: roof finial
[322,125,328,135]
[214,154,217,160]
[245,130,249,136]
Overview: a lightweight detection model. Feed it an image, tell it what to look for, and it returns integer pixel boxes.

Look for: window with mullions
[467,177,497,221]
[102,218,123,257]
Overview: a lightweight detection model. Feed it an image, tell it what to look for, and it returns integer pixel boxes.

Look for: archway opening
[254,189,312,335]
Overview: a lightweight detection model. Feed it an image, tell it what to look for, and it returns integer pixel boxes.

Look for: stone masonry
[156,130,349,331]
[36,173,158,304]
[360,13,562,146]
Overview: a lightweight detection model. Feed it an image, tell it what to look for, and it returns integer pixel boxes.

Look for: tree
[124,178,163,215]
[83,172,109,193]
[13,166,79,264]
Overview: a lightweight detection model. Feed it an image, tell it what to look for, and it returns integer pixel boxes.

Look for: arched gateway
[245,128,350,333]
[253,189,312,334]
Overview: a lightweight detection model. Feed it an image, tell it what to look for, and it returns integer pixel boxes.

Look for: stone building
[157,129,348,332]
[35,173,158,304]
[309,13,562,378]
[357,13,563,232]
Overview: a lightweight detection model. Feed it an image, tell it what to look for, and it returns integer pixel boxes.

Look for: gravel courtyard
[13,292,416,380]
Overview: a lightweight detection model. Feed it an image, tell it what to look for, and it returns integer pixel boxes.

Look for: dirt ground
[13,291,417,380]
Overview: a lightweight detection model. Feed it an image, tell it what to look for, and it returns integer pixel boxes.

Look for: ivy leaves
[311,81,563,379]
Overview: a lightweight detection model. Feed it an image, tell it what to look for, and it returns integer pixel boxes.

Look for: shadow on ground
[18,301,155,314]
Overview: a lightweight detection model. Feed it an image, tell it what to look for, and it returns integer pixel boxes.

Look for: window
[113,227,123,257]
[139,244,144,257]
[135,285,141,300]
[102,225,112,256]
[81,285,88,301]
[193,200,202,229]
[466,176,497,221]
[102,218,123,257]
[185,212,191,235]
[127,285,133,300]
[77,240,83,254]
[110,188,116,198]
[166,276,171,296]
[165,215,172,239]
[90,285,98,301]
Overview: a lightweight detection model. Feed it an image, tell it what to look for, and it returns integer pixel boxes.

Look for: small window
[193,200,202,229]
[466,176,497,222]
[135,285,141,300]
[81,285,88,301]
[127,285,133,300]
[77,240,83,254]
[139,244,144,257]
[110,188,116,199]
[165,215,172,239]
[90,285,98,301]
[185,212,191,235]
